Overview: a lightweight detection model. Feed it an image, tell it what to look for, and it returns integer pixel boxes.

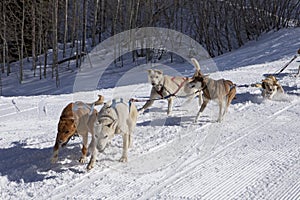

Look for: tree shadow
[0,141,84,183]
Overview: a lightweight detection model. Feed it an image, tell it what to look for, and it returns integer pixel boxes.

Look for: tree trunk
[63,0,68,58]
[52,0,59,87]
[92,0,99,47]
[38,1,43,79]
[43,30,48,79]
[71,0,77,48]
[1,1,6,74]
[82,0,87,53]
[20,0,25,83]
[113,0,120,66]
[32,0,37,77]
[99,0,105,43]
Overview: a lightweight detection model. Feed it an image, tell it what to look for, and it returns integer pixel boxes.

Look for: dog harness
[155,77,188,98]
[98,99,132,135]
[72,101,95,116]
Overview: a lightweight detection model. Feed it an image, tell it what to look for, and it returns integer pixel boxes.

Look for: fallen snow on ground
[0,28,300,199]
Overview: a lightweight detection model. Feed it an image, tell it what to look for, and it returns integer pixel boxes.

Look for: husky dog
[94,98,138,162]
[261,75,284,99]
[51,95,104,170]
[188,58,236,122]
[139,67,201,115]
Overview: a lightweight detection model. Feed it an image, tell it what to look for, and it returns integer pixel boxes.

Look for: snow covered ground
[1,28,300,199]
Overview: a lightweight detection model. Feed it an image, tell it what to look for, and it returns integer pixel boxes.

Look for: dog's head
[94,119,117,152]
[189,70,208,90]
[261,76,280,99]
[189,58,207,89]
[56,118,77,147]
[147,69,164,91]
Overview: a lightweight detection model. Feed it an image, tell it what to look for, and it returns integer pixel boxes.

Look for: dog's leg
[87,133,97,170]
[167,97,173,115]
[194,99,208,122]
[224,90,235,116]
[198,92,203,106]
[139,89,160,113]
[278,85,284,94]
[51,141,60,163]
[139,100,154,114]
[79,131,88,163]
[217,100,224,122]
[127,120,133,148]
[120,133,129,162]
[128,133,132,148]
[223,97,229,116]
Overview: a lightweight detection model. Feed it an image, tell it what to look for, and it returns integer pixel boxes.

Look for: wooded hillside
[0,0,299,84]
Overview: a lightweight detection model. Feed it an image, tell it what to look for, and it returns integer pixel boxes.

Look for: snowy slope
[0,28,300,199]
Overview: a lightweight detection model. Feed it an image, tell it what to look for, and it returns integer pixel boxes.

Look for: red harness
[156,77,188,98]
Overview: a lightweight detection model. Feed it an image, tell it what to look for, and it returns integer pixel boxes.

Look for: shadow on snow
[0,141,84,183]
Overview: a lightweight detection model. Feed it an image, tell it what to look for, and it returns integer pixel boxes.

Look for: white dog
[139,68,201,115]
[94,98,138,162]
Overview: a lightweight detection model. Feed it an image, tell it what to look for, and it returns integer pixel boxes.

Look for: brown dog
[189,58,236,122]
[51,95,104,170]
[261,75,284,99]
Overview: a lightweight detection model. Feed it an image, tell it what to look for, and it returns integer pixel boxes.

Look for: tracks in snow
[139,100,300,199]
[42,99,300,199]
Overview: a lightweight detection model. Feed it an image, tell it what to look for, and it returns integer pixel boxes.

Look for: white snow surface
[1,28,300,199]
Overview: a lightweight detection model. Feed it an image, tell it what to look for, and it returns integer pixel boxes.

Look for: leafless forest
[0,0,299,84]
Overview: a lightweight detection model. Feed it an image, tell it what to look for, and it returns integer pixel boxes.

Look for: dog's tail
[191,58,201,71]
[129,100,139,119]
[87,95,105,107]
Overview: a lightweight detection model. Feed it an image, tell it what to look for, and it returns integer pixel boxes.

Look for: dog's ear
[203,74,209,79]
[270,76,278,83]
[154,69,163,75]
[147,69,153,74]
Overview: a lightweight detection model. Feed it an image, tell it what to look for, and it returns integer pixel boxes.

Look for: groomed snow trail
[35,95,300,200]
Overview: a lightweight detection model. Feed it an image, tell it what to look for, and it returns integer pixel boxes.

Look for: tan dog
[261,75,284,99]
[94,98,138,162]
[188,58,236,122]
[139,68,201,115]
[51,95,104,170]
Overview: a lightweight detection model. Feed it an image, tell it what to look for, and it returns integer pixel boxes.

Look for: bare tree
[92,0,99,47]
[31,0,37,76]
[1,1,6,74]
[63,0,68,58]
[20,0,25,83]
[82,0,87,53]
[52,0,59,87]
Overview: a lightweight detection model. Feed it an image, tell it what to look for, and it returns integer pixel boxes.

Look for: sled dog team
[51,58,284,170]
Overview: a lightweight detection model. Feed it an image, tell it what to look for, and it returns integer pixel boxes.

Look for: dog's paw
[87,164,94,170]
[51,156,58,163]
[79,156,86,163]
[138,108,145,114]
[87,161,95,170]
[216,118,222,123]
[119,157,128,162]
